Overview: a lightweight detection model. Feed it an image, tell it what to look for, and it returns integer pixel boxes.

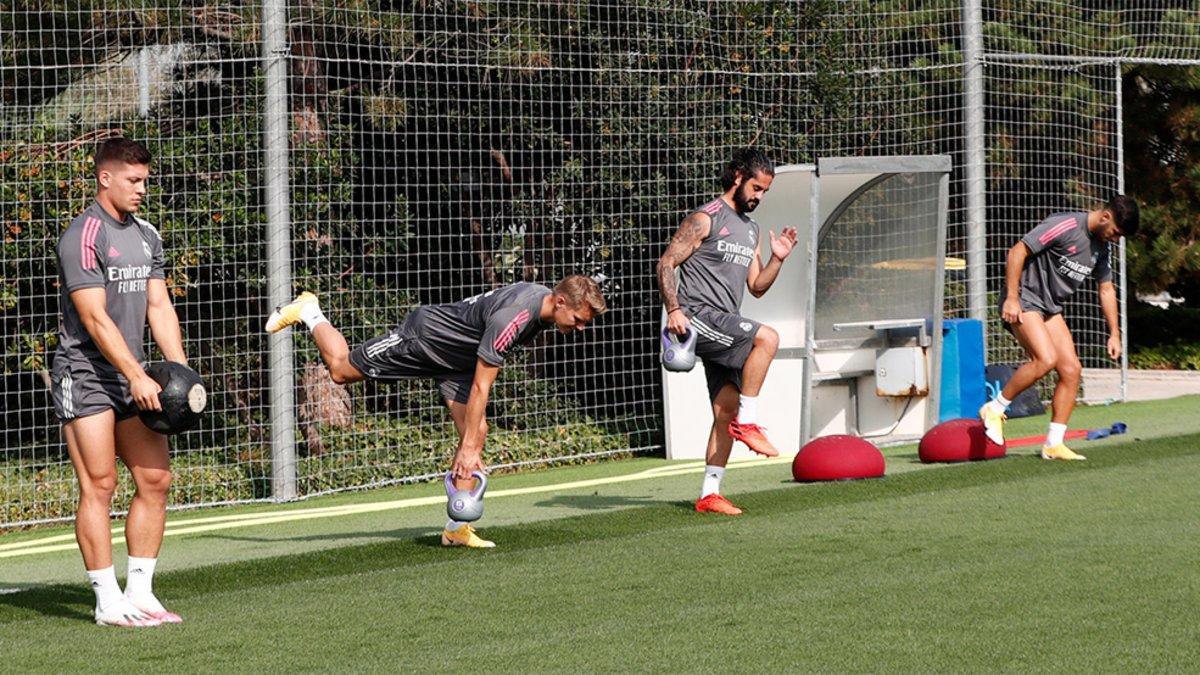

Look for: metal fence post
[1115,62,1129,402]
[263,0,297,500]
[963,0,988,339]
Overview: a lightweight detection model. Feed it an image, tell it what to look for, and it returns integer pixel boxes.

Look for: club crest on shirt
[739,322,752,332]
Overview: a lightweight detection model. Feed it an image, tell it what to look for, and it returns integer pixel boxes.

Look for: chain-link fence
[4,2,1199,527]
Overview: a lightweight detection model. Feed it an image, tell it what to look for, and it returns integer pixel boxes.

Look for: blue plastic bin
[939,318,987,422]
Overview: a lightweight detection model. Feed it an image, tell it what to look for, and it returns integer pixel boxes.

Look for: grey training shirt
[54,201,165,378]
[676,198,760,315]
[1007,211,1113,315]
[407,282,553,370]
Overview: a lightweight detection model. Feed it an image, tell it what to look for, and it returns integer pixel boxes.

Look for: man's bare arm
[1001,241,1031,324]
[146,279,187,364]
[452,358,501,479]
[656,211,711,314]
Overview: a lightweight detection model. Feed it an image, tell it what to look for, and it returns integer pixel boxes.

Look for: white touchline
[0,457,792,559]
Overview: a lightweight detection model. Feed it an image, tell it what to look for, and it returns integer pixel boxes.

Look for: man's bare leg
[65,411,159,625]
[1037,314,1086,459]
[446,399,487,492]
[116,415,181,622]
[738,325,779,397]
[115,416,170,560]
[727,326,780,456]
[694,383,744,514]
[264,292,365,384]
[311,323,366,385]
[980,312,1058,444]
[1042,314,1081,425]
[64,411,119,571]
[705,383,740,469]
[1002,313,1059,401]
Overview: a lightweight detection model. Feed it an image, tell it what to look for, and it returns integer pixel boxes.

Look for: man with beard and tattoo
[656,148,799,515]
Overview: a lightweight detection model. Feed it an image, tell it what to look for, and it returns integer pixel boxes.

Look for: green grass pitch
[1,397,1198,671]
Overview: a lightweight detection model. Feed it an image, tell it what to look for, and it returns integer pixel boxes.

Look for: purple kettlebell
[445,470,488,522]
[661,327,697,372]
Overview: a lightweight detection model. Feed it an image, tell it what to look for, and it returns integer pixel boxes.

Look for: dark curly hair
[719,147,774,190]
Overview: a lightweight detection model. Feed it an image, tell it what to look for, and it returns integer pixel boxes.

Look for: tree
[1123,65,1200,306]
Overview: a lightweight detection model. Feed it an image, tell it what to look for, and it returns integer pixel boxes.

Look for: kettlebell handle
[469,470,488,499]
[660,326,696,350]
[444,470,488,498]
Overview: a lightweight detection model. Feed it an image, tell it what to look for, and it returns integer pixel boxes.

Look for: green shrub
[1127,302,1200,369]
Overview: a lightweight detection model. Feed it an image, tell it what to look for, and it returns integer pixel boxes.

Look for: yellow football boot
[1041,443,1086,461]
[264,291,319,334]
[978,404,1007,446]
[441,524,496,548]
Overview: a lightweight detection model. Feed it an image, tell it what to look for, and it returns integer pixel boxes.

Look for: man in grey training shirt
[53,138,189,627]
[656,148,799,516]
[266,276,606,547]
[979,195,1140,460]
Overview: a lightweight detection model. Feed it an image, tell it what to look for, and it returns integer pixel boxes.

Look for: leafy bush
[1127,301,1200,369]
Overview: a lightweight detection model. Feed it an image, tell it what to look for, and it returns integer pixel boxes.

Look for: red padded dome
[792,435,885,482]
[918,418,1006,463]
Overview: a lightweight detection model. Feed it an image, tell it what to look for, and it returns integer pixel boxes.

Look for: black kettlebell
[138,362,207,435]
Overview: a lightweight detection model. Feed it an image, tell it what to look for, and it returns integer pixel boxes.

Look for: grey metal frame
[800,155,952,445]
[800,166,821,444]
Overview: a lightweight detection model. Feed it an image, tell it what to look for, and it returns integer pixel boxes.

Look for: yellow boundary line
[0,457,792,559]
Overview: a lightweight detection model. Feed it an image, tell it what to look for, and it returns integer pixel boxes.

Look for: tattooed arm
[656,211,711,335]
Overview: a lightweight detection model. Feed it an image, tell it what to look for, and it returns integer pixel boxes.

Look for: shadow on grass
[532,494,662,511]
[0,583,92,624]
[198,526,432,545]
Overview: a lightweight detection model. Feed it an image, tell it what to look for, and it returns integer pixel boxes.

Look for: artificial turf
[2,428,1198,672]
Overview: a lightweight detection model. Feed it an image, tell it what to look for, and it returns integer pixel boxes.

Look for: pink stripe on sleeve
[81,217,101,270]
[493,309,532,353]
[1038,217,1076,245]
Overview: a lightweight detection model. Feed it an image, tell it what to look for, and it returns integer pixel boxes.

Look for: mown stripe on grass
[3,432,1197,626]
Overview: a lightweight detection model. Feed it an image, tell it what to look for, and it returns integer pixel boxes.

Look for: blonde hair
[554,275,607,315]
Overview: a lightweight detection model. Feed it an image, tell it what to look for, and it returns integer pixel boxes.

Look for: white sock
[1046,422,1067,447]
[86,566,123,610]
[737,396,758,424]
[123,556,157,599]
[700,465,725,498]
[124,556,168,613]
[986,394,1011,415]
[300,302,328,331]
[445,519,467,532]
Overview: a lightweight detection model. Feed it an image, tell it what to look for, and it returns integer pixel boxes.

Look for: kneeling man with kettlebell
[266,276,606,548]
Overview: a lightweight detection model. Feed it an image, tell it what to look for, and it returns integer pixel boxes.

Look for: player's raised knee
[754,325,779,354]
[328,362,358,385]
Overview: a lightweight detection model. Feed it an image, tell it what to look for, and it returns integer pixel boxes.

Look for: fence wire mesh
[3,2,1197,527]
